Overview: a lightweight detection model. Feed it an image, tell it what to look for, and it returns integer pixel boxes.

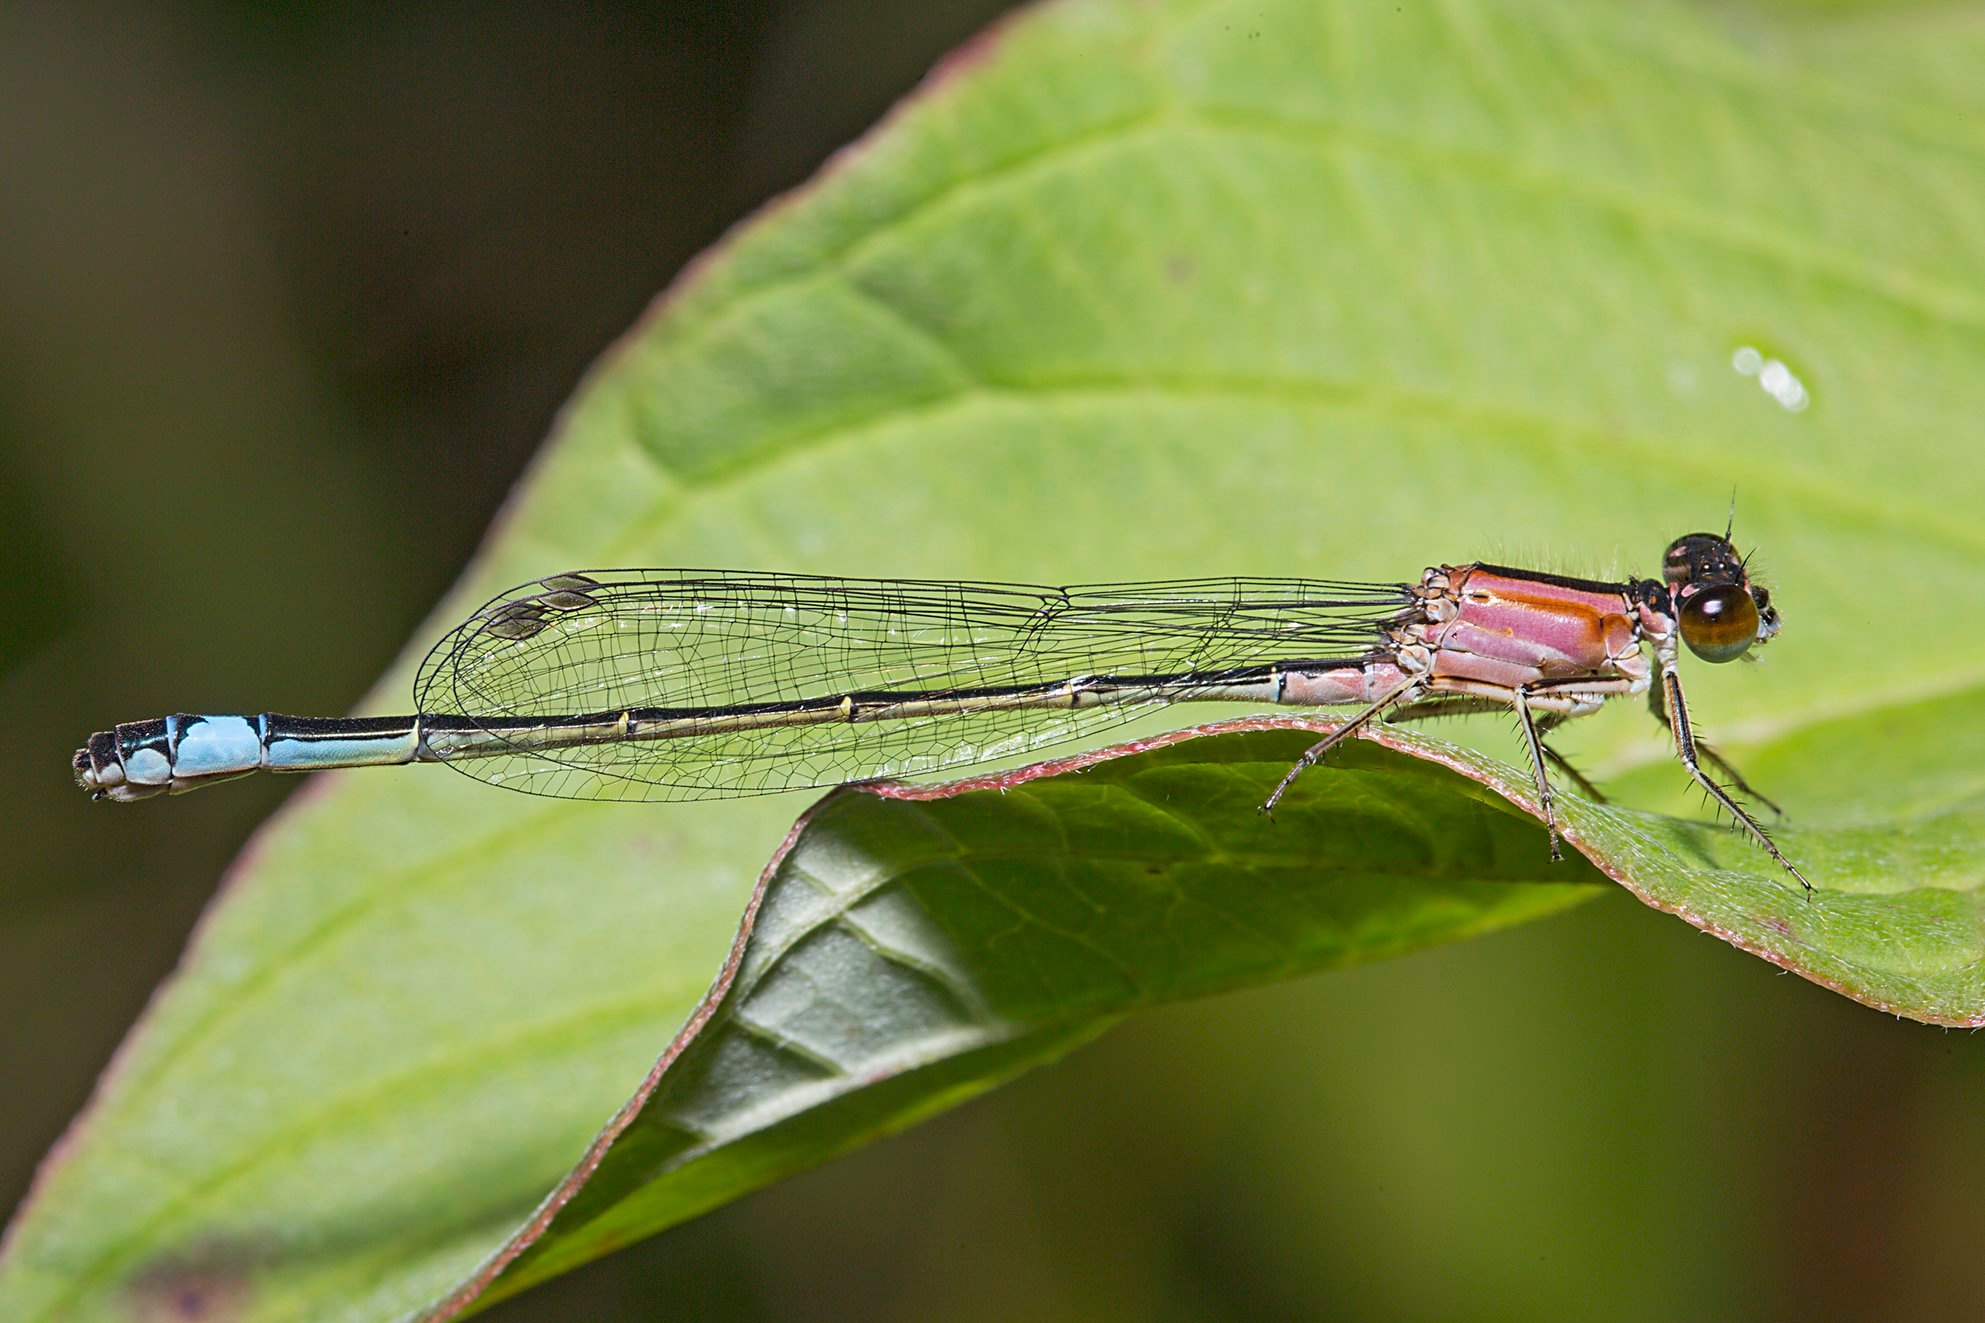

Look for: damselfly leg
[1644,687,1784,818]
[1535,713,1609,805]
[1656,644,1809,891]
[1258,675,1425,815]
[1511,685,1563,862]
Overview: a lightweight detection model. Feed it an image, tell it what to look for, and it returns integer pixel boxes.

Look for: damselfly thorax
[75,531,1803,888]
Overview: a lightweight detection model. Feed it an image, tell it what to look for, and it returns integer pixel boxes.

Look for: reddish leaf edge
[427,710,1925,1319]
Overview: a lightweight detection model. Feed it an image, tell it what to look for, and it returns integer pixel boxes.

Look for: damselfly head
[1662,531,1779,663]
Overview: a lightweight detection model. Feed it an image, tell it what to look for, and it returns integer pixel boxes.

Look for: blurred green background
[5,3,1982,1320]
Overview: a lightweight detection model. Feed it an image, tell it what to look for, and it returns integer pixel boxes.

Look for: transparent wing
[411,570,1413,802]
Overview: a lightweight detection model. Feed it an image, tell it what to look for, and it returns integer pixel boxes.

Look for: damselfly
[74,531,1804,887]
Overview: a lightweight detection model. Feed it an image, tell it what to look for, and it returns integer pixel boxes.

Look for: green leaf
[7,0,1984,1318]
[456,690,1985,1309]
[452,723,1603,1311]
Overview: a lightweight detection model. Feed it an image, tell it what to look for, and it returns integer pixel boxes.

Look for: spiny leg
[1512,685,1564,862]
[1261,676,1425,814]
[1528,710,1607,805]
[1388,697,1609,805]
[1645,688,1783,818]
[1384,696,1510,723]
[1659,667,1811,892]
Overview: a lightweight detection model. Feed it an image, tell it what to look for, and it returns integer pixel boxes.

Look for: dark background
[6,4,1982,1320]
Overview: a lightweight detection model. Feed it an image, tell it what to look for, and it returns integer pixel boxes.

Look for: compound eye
[1679,584,1759,663]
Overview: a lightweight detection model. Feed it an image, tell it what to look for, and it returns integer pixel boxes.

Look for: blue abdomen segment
[74,713,425,801]
[170,714,266,776]
[260,716,423,771]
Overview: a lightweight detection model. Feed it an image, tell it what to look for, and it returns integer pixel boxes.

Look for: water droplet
[1757,359,1809,411]
[1731,344,1810,412]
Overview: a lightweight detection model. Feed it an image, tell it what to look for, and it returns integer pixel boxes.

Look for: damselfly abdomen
[74,531,1805,888]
